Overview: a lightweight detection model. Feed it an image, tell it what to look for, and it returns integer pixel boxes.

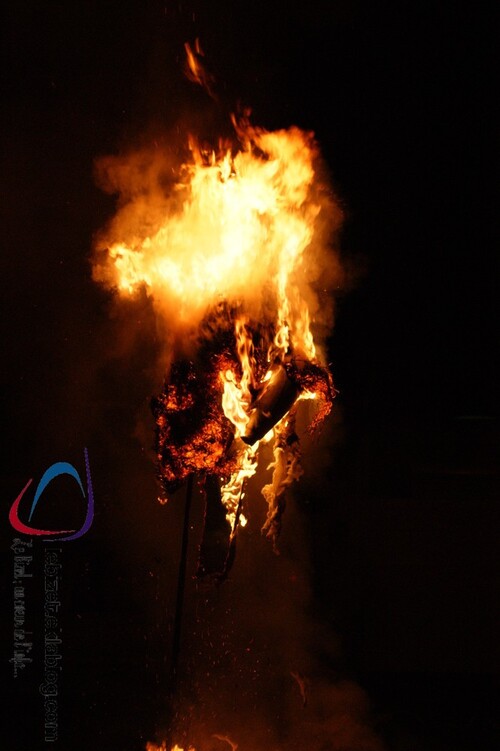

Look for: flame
[93,124,332,346]
[184,39,216,98]
[94,109,340,548]
[220,442,256,533]
[147,732,238,751]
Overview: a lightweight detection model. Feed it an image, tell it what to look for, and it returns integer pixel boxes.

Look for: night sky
[1,2,498,750]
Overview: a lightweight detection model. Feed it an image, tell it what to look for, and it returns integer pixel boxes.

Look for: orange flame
[184,39,216,99]
[146,733,238,751]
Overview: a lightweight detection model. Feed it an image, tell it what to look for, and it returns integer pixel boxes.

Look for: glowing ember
[146,733,238,751]
[93,58,341,565]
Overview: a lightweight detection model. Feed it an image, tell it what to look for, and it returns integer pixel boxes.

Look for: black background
[1,1,498,750]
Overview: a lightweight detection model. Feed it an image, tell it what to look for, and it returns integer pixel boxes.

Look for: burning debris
[149,303,335,575]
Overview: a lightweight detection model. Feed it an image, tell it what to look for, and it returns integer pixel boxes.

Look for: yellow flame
[93,125,327,360]
[221,368,250,438]
[220,442,257,533]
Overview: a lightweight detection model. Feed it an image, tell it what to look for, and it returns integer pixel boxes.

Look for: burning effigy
[93,110,340,567]
[92,42,346,751]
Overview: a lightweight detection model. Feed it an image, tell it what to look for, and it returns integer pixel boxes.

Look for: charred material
[261,416,302,548]
[242,357,335,446]
[152,354,236,495]
[286,358,337,432]
[242,364,300,445]
[196,475,231,578]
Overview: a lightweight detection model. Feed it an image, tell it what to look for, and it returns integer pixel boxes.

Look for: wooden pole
[170,474,194,685]
[164,474,194,746]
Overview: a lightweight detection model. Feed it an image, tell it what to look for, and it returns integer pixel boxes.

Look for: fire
[94,87,341,561]
[184,39,216,99]
[94,41,350,751]
[147,732,239,751]
[93,124,332,334]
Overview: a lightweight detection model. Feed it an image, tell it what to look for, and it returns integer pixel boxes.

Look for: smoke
[151,446,386,751]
